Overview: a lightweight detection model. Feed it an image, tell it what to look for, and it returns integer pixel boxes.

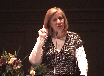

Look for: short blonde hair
[44,7,69,36]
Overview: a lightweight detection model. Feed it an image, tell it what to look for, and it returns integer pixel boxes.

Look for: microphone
[56,31,58,38]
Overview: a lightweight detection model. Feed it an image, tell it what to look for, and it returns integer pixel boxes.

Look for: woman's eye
[58,17,63,20]
[52,17,63,21]
[53,19,57,21]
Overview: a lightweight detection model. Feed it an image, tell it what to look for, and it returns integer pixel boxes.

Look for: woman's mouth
[57,25,62,27]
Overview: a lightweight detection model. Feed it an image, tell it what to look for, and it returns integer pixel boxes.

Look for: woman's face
[50,11,64,33]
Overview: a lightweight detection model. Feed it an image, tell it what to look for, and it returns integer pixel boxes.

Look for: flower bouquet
[0,51,24,76]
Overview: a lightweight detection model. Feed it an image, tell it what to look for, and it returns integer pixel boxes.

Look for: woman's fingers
[38,25,48,38]
[41,25,48,33]
[42,25,46,33]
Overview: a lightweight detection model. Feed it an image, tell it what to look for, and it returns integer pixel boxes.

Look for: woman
[29,7,88,76]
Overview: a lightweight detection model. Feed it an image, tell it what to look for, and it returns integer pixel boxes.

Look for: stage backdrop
[0,0,104,76]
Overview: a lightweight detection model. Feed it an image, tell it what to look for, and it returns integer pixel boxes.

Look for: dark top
[42,31,83,75]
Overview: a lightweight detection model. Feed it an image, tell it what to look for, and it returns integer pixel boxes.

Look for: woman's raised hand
[38,25,48,39]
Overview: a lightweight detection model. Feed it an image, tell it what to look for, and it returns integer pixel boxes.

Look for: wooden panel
[99,32,104,76]
[0,32,26,55]
[79,31,100,76]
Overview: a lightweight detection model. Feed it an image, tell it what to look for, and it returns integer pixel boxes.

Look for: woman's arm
[76,45,88,76]
[29,25,47,65]
[29,37,45,65]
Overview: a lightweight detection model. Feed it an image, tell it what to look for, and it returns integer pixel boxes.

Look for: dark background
[0,0,104,76]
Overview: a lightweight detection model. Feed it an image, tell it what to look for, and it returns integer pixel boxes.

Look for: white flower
[30,70,35,75]
[9,58,17,64]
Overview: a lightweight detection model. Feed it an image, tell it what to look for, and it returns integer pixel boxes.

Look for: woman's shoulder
[67,31,83,48]
[67,31,80,37]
